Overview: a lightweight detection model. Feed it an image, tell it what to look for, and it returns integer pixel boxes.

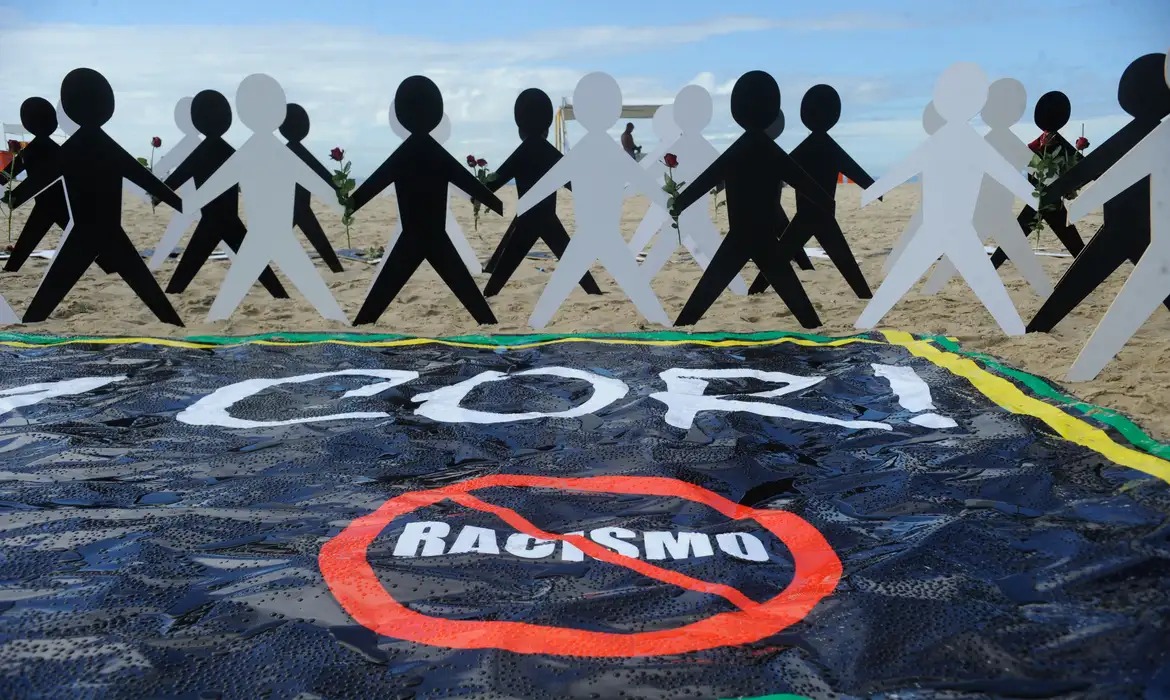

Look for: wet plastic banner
[0,330,1167,699]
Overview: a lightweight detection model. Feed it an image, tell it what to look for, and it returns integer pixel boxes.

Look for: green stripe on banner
[926,334,1170,460]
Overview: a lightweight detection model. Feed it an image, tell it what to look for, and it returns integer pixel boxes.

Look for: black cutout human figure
[671,70,833,328]
[481,88,601,298]
[350,76,504,325]
[279,103,344,273]
[2,97,75,273]
[163,89,288,299]
[751,84,874,298]
[1028,52,1170,332]
[990,90,1085,266]
[764,109,815,272]
[6,68,184,325]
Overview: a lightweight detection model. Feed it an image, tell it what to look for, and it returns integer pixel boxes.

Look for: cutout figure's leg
[984,215,1052,297]
[595,235,671,327]
[883,209,923,276]
[943,232,1026,336]
[856,234,945,330]
[446,209,481,275]
[295,205,344,273]
[674,239,754,327]
[207,251,272,322]
[749,240,821,329]
[427,233,497,325]
[166,222,221,294]
[1066,247,1170,382]
[354,238,427,326]
[793,246,814,271]
[109,234,184,326]
[269,242,349,324]
[1044,205,1085,258]
[639,232,678,283]
[0,293,18,325]
[753,213,813,294]
[529,239,602,330]
[747,271,770,295]
[1122,235,1170,313]
[540,220,602,295]
[484,218,517,274]
[991,207,1038,268]
[814,220,872,299]
[148,209,197,271]
[95,254,118,275]
[629,206,668,255]
[1027,225,1131,332]
[682,220,749,296]
[4,203,56,272]
[483,226,541,297]
[23,237,95,323]
[218,219,289,299]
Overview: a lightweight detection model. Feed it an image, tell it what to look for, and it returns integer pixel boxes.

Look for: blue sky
[3,0,1168,176]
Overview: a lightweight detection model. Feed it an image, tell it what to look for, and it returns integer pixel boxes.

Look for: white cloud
[0,14,1131,179]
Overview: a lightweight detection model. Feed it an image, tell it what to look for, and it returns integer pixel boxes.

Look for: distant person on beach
[621,122,640,158]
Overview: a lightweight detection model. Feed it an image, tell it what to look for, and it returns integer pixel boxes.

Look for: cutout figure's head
[980,78,1027,129]
[190,90,233,138]
[923,101,945,135]
[19,97,58,137]
[933,63,989,122]
[279,103,311,143]
[514,88,553,140]
[650,104,679,141]
[55,101,78,136]
[174,97,197,136]
[1033,91,1071,131]
[731,71,780,131]
[765,110,785,140]
[60,67,115,127]
[395,75,444,134]
[572,73,623,132]
[433,113,451,144]
[1117,52,1170,119]
[236,73,287,132]
[801,84,842,132]
[387,99,408,139]
[673,85,713,134]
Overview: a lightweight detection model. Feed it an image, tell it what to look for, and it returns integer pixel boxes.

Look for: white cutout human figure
[376,104,479,276]
[1062,52,1170,382]
[186,73,348,323]
[856,62,1040,336]
[625,104,680,255]
[147,96,219,271]
[637,87,749,295]
[881,101,944,276]
[517,72,673,329]
[0,289,17,324]
[920,78,1051,297]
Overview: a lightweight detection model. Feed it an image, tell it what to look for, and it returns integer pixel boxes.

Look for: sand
[1,183,1167,440]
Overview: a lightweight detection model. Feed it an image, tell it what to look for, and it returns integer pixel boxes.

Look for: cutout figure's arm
[487,150,518,193]
[1067,135,1156,222]
[1051,121,1148,197]
[776,149,833,211]
[833,142,876,189]
[673,151,727,213]
[122,148,182,211]
[350,150,399,213]
[516,153,571,215]
[7,165,60,209]
[978,138,1041,207]
[449,155,503,215]
[186,152,241,211]
[622,153,671,210]
[860,141,927,206]
[301,147,336,187]
[1,154,27,184]
[152,140,192,177]
[162,153,196,191]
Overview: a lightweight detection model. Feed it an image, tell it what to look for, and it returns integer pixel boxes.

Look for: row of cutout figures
[0,53,1167,382]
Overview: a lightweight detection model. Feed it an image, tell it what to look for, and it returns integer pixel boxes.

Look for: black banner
[0,332,1167,699]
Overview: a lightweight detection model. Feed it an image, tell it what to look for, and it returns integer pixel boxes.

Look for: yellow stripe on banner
[881,330,1170,483]
[0,335,885,352]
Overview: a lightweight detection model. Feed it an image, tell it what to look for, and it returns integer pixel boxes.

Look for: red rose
[466,155,477,167]
[330,147,345,162]
[663,153,679,168]
[1075,136,1089,151]
[151,136,162,148]
[476,158,487,167]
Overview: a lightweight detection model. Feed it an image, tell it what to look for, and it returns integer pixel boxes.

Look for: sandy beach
[0,182,1165,439]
